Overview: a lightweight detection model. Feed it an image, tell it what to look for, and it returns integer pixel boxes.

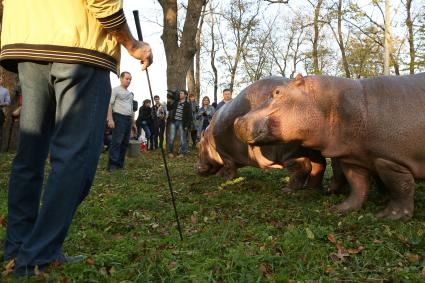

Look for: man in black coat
[167,90,192,157]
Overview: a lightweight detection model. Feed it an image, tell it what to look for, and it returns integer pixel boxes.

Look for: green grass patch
[0,151,424,282]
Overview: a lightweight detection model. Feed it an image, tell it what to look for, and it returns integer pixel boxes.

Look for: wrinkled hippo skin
[235,73,425,220]
[197,76,327,193]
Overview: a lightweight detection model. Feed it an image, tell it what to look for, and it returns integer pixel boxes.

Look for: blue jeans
[5,62,110,274]
[108,113,132,169]
[168,120,188,154]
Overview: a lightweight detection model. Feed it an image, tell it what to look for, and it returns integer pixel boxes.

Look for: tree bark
[209,0,218,103]
[158,0,205,91]
[312,0,323,75]
[405,0,415,74]
[194,3,207,102]
[186,59,195,94]
[337,0,350,78]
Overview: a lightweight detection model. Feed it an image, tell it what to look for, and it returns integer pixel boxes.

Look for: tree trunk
[383,0,391,75]
[186,59,195,94]
[209,0,218,103]
[158,0,205,91]
[312,0,323,75]
[405,0,415,74]
[337,0,350,78]
[194,3,206,102]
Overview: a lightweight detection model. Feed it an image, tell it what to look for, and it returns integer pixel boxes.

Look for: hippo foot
[331,201,361,214]
[326,182,348,195]
[376,203,413,221]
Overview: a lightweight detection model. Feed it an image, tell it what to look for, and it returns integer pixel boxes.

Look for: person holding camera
[196,96,215,140]
[167,90,192,157]
[188,93,199,148]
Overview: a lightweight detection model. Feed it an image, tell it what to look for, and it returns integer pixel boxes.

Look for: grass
[0,150,424,282]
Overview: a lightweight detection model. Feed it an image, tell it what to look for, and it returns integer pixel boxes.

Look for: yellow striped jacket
[0,0,126,74]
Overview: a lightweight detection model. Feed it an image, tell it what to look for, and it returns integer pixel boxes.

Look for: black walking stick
[133,10,183,241]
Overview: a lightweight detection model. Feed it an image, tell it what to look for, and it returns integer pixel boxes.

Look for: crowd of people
[104,73,233,168]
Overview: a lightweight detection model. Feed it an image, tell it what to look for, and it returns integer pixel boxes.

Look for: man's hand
[108,119,115,129]
[109,24,153,71]
[128,41,153,71]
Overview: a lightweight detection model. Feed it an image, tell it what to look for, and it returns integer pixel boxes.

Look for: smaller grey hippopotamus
[197,76,327,192]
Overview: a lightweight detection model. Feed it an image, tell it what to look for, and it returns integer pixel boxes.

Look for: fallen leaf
[373,239,384,244]
[347,246,364,254]
[86,257,96,265]
[306,227,315,239]
[0,215,6,227]
[421,266,425,276]
[404,252,419,263]
[168,261,177,270]
[327,234,336,243]
[2,259,15,277]
[259,263,272,278]
[100,267,108,276]
[330,241,349,262]
[324,266,334,274]
[191,215,198,224]
[4,259,15,271]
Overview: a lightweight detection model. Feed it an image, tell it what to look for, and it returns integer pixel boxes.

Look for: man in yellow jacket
[0,0,152,277]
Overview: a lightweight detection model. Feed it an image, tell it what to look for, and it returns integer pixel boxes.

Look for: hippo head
[197,127,224,176]
[234,74,324,148]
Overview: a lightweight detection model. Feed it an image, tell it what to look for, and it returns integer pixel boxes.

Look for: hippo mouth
[246,133,279,145]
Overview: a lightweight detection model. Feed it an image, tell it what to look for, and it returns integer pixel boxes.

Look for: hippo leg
[283,158,311,193]
[217,160,237,180]
[332,164,369,213]
[326,158,349,194]
[304,156,326,191]
[374,159,415,220]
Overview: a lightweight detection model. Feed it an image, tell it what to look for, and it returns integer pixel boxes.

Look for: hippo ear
[293,73,305,87]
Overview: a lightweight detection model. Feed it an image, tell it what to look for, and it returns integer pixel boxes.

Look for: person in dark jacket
[153,95,166,149]
[167,90,192,157]
[188,93,199,148]
[136,99,154,150]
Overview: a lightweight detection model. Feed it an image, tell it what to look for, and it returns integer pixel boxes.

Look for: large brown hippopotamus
[234,73,425,220]
[197,76,327,192]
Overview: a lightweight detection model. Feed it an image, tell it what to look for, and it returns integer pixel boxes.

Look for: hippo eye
[272,89,281,98]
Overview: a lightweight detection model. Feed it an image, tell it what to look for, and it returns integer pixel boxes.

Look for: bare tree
[263,0,289,3]
[186,2,207,100]
[209,0,219,103]
[218,0,261,92]
[403,0,415,74]
[326,0,350,77]
[346,1,401,75]
[241,16,276,82]
[308,0,324,75]
[158,0,206,90]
